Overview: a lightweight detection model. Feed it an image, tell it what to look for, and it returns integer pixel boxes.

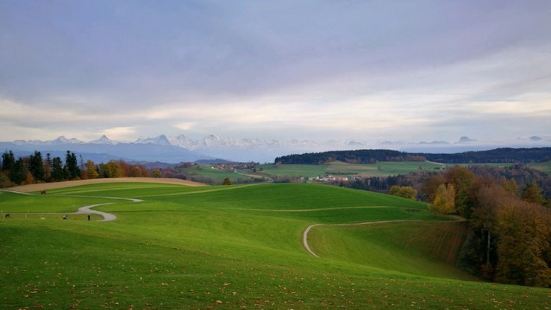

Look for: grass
[528,160,551,174]
[177,164,258,184]
[1,182,549,309]
[253,161,444,179]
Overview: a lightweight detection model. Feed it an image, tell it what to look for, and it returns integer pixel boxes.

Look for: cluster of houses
[307,175,351,183]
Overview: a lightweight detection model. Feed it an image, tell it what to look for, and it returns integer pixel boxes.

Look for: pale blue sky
[1,0,550,145]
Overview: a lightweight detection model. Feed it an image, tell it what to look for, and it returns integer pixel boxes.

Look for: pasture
[0,182,549,309]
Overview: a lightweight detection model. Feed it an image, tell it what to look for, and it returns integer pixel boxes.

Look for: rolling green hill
[0,182,548,308]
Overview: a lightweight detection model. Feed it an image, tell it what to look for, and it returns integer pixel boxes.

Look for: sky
[1,0,550,146]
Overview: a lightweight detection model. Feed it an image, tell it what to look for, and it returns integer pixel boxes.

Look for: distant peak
[90,135,116,144]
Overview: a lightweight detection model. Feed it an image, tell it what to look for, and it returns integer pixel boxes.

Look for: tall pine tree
[10,158,27,184]
[51,157,65,181]
[64,151,80,180]
[29,151,45,181]
[1,150,15,172]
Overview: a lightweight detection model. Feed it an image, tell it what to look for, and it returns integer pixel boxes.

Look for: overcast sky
[1,0,550,144]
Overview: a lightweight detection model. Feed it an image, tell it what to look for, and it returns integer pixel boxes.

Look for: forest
[275,147,551,164]
[341,165,551,286]
[0,150,153,187]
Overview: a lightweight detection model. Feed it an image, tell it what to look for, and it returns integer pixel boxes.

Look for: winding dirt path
[0,191,140,221]
[75,203,116,221]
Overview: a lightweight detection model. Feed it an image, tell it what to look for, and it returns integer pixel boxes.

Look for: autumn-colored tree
[0,171,12,188]
[151,169,161,178]
[85,160,99,179]
[128,165,147,177]
[494,200,551,287]
[445,166,475,217]
[521,183,544,205]
[99,161,123,178]
[24,171,34,185]
[421,174,445,201]
[500,178,518,196]
[429,183,456,214]
[388,185,417,200]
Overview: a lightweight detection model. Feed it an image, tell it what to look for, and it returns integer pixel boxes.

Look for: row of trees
[0,150,152,187]
[343,165,550,287]
[1,150,81,186]
[275,147,551,164]
[421,167,550,287]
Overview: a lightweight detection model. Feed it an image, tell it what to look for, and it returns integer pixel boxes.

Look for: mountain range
[1,134,549,163]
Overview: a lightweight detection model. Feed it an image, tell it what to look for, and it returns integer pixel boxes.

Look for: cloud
[418,141,449,145]
[173,122,195,130]
[529,136,543,142]
[102,127,136,141]
[1,1,551,143]
[456,136,477,144]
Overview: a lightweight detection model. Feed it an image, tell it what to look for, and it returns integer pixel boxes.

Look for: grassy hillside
[1,183,548,308]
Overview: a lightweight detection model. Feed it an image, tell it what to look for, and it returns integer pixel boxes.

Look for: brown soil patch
[6,177,206,193]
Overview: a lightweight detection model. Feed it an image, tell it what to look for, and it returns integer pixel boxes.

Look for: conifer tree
[1,150,15,172]
[28,151,45,181]
[51,157,65,181]
[10,158,27,184]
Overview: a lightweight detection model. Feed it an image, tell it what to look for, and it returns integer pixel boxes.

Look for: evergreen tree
[1,150,15,172]
[43,153,52,181]
[51,157,65,181]
[64,151,80,179]
[10,158,27,184]
[28,151,45,181]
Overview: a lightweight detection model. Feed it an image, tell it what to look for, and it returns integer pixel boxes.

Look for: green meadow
[0,182,549,309]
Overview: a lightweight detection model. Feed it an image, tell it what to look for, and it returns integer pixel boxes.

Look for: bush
[388,185,417,199]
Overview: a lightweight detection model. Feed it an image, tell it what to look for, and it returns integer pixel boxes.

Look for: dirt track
[6,177,206,193]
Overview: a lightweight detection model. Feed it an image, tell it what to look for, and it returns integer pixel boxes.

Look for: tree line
[345,166,550,287]
[424,166,550,287]
[275,147,551,164]
[0,150,152,187]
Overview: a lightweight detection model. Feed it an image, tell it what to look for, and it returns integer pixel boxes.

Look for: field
[178,161,544,185]
[176,164,261,184]
[529,160,551,174]
[252,161,444,179]
[1,182,549,309]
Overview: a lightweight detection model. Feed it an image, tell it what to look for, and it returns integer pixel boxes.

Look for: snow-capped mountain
[171,135,201,150]
[89,135,117,145]
[51,136,84,144]
[5,134,535,163]
[135,135,171,146]
[0,135,208,163]
[12,136,84,145]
